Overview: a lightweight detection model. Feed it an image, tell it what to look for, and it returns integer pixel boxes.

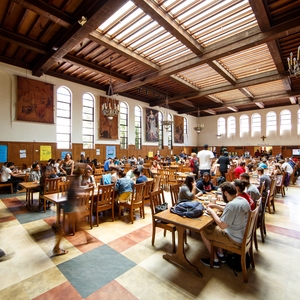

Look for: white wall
[0,63,199,146]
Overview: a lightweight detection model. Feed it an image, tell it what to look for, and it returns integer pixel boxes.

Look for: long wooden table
[154,208,214,276]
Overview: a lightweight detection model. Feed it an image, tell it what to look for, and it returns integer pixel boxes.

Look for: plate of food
[216,201,226,206]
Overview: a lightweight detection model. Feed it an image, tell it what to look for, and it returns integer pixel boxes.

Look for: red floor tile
[124,227,152,243]
[108,236,137,253]
[0,215,16,223]
[266,224,300,239]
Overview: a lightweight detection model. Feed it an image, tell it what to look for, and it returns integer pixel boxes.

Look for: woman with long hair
[178,175,202,203]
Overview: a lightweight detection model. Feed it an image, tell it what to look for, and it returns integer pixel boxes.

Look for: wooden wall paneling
[7,141,33,168]
[34,142,57,164]
[272,146,282,156]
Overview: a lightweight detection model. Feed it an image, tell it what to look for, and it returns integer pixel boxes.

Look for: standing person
[200,182,250,268]
[178,175,202,203]
[189,152,199,179]
[0,162,22,193]
[217,151,230,177]
[59,153,74,176]
[197,144,215,177]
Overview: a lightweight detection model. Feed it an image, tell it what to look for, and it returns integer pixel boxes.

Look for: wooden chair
[254,194,268,250]
[290,163,299,185]
[170,183,181,207]
[168,169,179,186]
[152,175,161,192]
[267,178,276,213]
[58,180,70,192]
[40,177,61,212]
[149,189,176,253]
[94,183,115,226]
[0,182,13,194]
[210,200,260,283]
[119,182,145,224]
[276,171,287,197]
[63,186,94,235]
[143,167,152,178]
[93,174,102,186]
[157,169,169,190]
[143,180,154,205]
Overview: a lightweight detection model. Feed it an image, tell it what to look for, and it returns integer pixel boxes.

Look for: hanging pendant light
[161,96,173,130]
[193,106,204,133]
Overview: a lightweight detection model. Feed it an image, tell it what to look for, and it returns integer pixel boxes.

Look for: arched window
[135,106,142,149]
[82,93,94,149]
[217,117,226,136]
[251,113,261,136]
[240,114,249,137]
[184,117,187,134]
[266,111,276,134]
[158,111,163,149]
[119,102,128,149]
[227,116,236,136]
[167,113,173,149]
[56,86,71,149]
[280,109,291,134]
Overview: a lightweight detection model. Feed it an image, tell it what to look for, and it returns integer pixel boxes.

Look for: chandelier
[162,97,173,130]
[102,57,119,121]
[193,107,204,134]
[287,46,300,77]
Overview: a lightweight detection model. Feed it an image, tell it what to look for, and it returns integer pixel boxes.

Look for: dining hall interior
[1,0,300,299]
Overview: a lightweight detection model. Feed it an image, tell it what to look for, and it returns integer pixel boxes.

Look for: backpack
[217,176,226,185]
[226,253,250,274]
[170,201,204,218]
[191,158,199,174]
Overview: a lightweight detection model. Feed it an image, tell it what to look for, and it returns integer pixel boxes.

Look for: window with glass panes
[251,113,261,136]
[227,116,236,136]
[217,117,226,135]
[56,87,71,149]
[167,113,173,149]
[82,93,94,149]
[280,109,291,133]
[184,117,187,135]
[135,106,141,149]
[119,102,128,149]
[240,114,249,135]
[266,111,276,133]
[158,111,163,149]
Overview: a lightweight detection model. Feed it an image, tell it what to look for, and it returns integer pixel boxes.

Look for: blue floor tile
[57,244,136,298]
[15,209,56,224]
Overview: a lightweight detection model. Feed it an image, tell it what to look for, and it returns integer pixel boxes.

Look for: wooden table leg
[52,203,62,231]
[163,225,202,277]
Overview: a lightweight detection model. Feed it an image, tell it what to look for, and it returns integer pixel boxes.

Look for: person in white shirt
[1,162,22,193]
[197,144,215,177]
[281,158,293,175]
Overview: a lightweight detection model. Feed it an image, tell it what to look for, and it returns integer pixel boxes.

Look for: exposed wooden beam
[131,0,204,56]
[169,75,201,91]
[32,0,127,77]
[207,61,236,85]
[239,87,254,101]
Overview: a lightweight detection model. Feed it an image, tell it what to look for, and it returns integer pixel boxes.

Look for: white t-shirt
[197,150,214,170]
[281,162,293,174]
[1,167,12,182]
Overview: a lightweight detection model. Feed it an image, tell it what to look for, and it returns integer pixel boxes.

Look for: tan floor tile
[0,282,29,300]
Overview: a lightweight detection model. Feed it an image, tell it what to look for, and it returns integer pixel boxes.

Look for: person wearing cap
[197,144,215,177]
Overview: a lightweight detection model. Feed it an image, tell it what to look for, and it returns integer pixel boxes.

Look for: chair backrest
[149,189,165,217]
[131,182,145,204]
[152,175,161,192]
[76,186,94,210]
[58,180,70,192]
[96,183,115,204]
[44,177,61,195]
[259,181,265,194]
[170,183,181,206]
[93,174,102,185]
[143,168,151,178]
[168,169,178,182]
[243,199,260,253]
[143,180,154,201]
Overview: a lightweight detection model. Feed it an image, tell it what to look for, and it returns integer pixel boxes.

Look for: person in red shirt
[234,162,246,179]
[233,179,255,210]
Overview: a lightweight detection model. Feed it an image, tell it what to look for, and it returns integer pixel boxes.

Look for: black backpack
[217,176,226,185]
[226,253,250,275]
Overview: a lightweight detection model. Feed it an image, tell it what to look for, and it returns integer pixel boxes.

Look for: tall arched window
[240,114,249,137]
[119,102,128,149]
[251,113,261,136]
[135,106,142,149]
[167,113,173,149]
[56,86,71,149]
[82,93,94,149]
[227,116,236,136]
[266,111,276,135]
[280,109,291,135]
[158,111,163,149]
[184,117,187,135]
[217,117,226,136]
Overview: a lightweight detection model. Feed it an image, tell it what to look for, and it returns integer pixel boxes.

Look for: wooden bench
[0,182,13,194]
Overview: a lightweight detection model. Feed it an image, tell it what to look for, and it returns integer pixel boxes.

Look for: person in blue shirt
[115,171,134,203]
[103,158,112,171]
[258,158,268,169]
[133,169,148,184]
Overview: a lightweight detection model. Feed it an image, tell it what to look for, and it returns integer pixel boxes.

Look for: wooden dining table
[19,181,40,209]
[154,206,214,276]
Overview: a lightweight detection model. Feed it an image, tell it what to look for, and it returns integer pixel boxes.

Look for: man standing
[239,173,261,203]
[197,144,214,177]
[200,182,250,268]
[216,151,230,177]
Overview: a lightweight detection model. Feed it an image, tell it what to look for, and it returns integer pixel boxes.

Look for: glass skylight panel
[149,41,183,59]
[143,36,176,55]
[169,0,198,15]
[130,27,164,49]
[136,32,170,52]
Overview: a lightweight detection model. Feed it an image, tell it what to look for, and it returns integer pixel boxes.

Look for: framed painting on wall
[174,115,184,143]
[145,108,159,142]
[99,96,119,139]
[16,76,54,123]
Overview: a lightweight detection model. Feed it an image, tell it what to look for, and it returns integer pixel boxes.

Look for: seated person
[234,162,246,179]
[133,169,148,184]
[80,167,95,187]
[200,182,251,268]
[0,162,22,193]
[258,159,268,169]
[178,175,202,203]
[28,163,41,182]
[196,172,218,194]
[115,171,134,203]
[239,173,261,203]
[257,167,271,197]
[150,160,161,175]
[233,179,255,210]
[110,167,120,184]
[126,165,136,179]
